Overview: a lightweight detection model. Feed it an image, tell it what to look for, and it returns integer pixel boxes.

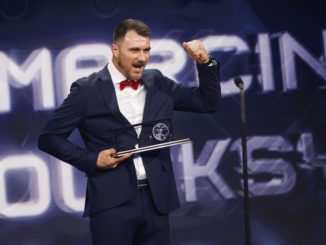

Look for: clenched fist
[183,40,210,63]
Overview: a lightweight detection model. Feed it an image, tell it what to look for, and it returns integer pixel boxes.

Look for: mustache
[133,61,146,66]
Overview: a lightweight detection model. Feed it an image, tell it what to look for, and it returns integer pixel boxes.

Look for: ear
[111,43,119,58]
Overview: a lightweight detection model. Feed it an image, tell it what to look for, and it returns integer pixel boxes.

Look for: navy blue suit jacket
[38,61,220,216]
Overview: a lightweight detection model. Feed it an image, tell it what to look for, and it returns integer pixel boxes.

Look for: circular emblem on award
[152,123,170,141]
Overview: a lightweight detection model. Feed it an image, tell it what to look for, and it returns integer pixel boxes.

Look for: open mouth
[132,63,145,69]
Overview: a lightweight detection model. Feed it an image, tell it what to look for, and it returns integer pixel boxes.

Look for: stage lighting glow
[54,160,85,213]
[0,48,54,112]
[181,139,235,202]
[202,35,253,95]
[55,44,111,102]
[147,39,187,82]
[256,34,275,92]
[279,32,326,91]
[0,154,51,218]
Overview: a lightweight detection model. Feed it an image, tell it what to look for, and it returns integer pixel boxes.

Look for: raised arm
[162,40,221,112]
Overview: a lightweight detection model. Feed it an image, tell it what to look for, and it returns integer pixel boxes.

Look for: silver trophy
[112,119,190,157]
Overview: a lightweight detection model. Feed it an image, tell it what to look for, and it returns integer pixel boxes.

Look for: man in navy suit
[38,19,220,245]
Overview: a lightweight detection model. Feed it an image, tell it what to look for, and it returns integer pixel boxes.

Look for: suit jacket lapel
[141,72,157,124]
[97,66,130,126]
[98,67,158,147]
[138,72,158,146]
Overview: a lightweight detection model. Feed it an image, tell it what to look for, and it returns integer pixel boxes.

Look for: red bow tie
[119,80,142,90]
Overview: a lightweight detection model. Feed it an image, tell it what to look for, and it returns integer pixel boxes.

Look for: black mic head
[234,76,244,89]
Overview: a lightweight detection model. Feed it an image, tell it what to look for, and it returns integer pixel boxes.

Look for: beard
[117,59,146,80]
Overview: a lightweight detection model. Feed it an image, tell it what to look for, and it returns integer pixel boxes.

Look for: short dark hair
[113,19,150,42]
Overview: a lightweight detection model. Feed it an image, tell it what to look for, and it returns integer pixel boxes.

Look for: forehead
[120,30,150,47]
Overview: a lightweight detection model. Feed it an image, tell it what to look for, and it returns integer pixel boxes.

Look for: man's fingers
[106,152,132,168]
[183,40,209,63]
[97,148,133,169]
[104,152,132,169]
[103,148,117,156]
[115,152,133,162]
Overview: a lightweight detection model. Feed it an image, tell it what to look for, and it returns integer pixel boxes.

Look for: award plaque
[112,119,191,157]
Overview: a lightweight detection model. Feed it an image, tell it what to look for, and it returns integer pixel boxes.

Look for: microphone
[234,74,252,245]
[234,76,244,90]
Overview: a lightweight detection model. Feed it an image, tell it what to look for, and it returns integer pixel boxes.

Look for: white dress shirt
[107,61,147,180]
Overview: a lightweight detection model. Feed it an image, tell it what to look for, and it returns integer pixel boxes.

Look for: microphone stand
[234,77,252,245]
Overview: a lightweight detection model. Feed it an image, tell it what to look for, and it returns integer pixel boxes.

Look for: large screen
[1,0,325,244]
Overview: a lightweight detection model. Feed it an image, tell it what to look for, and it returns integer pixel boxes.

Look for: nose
[137,51,147,62]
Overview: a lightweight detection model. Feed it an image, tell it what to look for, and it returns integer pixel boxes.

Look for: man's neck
[108,59,126,84]
[112,59,125,77]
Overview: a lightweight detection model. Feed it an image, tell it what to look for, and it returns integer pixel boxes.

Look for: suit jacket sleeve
[162,60,221,112]
[38,80,98,176]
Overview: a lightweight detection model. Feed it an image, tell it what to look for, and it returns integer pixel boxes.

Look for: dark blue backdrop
[0,0,326,244]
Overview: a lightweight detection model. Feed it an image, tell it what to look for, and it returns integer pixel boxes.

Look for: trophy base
[115,138,191,157]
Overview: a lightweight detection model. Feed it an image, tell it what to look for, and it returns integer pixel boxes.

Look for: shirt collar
[107,60,126,85]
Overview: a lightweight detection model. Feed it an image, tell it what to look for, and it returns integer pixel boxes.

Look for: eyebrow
[129,47,151,51]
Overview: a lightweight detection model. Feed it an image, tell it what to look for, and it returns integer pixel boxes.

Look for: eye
[130,48,140,53]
